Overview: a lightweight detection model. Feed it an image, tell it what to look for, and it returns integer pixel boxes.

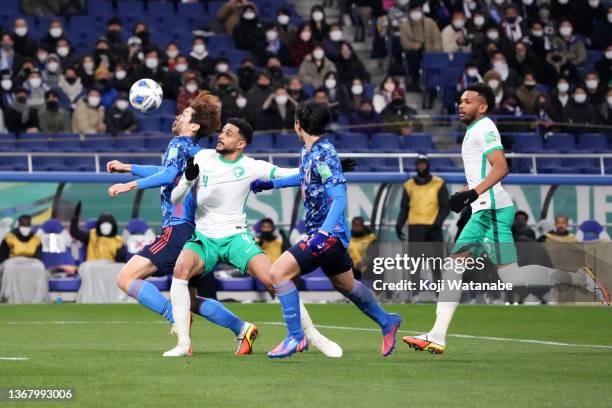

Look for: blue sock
[128,279,174,323]
[347,280,388,329]
[274,281,303,338]
[195,296,244,336]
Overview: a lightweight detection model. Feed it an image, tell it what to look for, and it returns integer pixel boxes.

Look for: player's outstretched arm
[171,158,199,205]
[108,166,180,198]
[107,160,161,177]
[250,173,301,194]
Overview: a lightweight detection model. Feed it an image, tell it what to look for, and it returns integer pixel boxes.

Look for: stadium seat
[336,132,369,152]
[206,35,235,53]
[178,1,205,17]
[215,275,255,291]
[136,113,163,132]
[117,0,144,16]
[205,1,226,18]
[17,133,50,151]
[88,0,113,16]
[159,116,175,132]
[421,52,449,91]
[271,157,300,168]
[510,158,532,173]
[32,157,69,171]
[302,268,333,291]
[402,133,434,152]
[66,156,96,172]
[49,276,81,292]
[536,158,565,174]
[371,132,402,152]
[430,158,460,172]
[225,49,253,66]
[449,52,473,68]
[118,135,147,152]
[577,133,608,152]
[367,158,399,172]
[147,0,175,16]
[545,133,576,152]
[275,133,303,152]
[0,133,17,151]
[156,100,177,116]
[0,156,27,171]
[145,133,172,152]
[50,137,81,152]
[82,135,114,152]
[146,275,171,291]
[39,219,75,269]
[249,133,275,152]
[507,133,544,152]
[131,156,163,166]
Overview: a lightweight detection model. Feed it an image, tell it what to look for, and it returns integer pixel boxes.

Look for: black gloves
[72,201,82,220]
[448,189,478,213]
[341,158,357,173]
[396,226,406,241]
[185,157,199,181]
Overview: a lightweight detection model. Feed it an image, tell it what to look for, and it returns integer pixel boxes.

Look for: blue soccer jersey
[299,137,350,247]
[160,136,199,227]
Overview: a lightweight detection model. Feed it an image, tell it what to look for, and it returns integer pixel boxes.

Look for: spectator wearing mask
[188,37,215,81]
[591,5,612,50]
[498,94,524,123]
[210,57,239,86]
[236,57,258,93]
[395,155,449,245]
[0,69,14,110]
[104,17,127,62]
[233,5,266,53]
[347,216,377,275]
[456,63,482,96]
[42,53,62,89]
[516,72,540,114]
[132,22,157,56]
[111,63,131,94]
[164,42,181,71]
[259,25,290,67]
[466,11,489,54]
[132,50,174,99]
[399,1,442,89]
[533,93,559,135]
[381,88,421,135]
[551,20,587,67]
[265,56,288,89]
[287,76,308,103]
[176,75,200,114]
[94,68,118,109]
[509,41,543,81]
[373,75,400,113]
[78,55,96,89]
[93,38,116,72]
[485,52,522,95]
[562,85,597,133]
[0,215,42,264]
[574,0,606,40]
[598,88,612,127]
[275,7,296,46]
[542,214,576,242]
[322,71,344,118]
[234,92,250,121]
[255,218,289,263]
[594,45,611,85]
[350,98,383,136]
[526,21,546,57]
[12,18,37,59]
[482,69,504,109]
[0,33,19,72]
[298,46,337,88]
[258,87,297,131]
[72,88,106,134]
[105,93,137,135]
[323,23,344,64]
[441,10,471,53]
[24,69,47,109]
[584,71,606,106]
[500,5,526,43]
[551,77,572,114]
[38,89,71,134]
[209,72,241,119]
[336,42,370,87]
[5,87,39,134]
[289,23,316,67]
[70,203,126,262]
[58,67,83,108]
[39,19,64,52]
[544,47,579,86]
[55,38,78,70]
[309,5,330,42]
[217,0,258,35]
[345,78,368,115]
[247,71,273,118]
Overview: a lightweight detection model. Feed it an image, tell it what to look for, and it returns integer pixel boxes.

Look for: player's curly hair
[190,90,221,138]
[465,83,496,113]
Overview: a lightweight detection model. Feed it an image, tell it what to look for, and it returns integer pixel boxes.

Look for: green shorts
[183,230,263,276]
[452,206,517,265]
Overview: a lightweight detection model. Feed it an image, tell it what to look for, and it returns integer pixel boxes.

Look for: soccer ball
[129,78,163,112]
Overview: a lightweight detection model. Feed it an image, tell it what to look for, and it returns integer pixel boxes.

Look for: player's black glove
[72,201,82,220]
[448,189,478,213]
[185,157,199,181]
[395,225,406,241]
[340,158,357,173]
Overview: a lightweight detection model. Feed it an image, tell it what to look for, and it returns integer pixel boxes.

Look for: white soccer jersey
[461,116,513,212]
[172,149,297,238]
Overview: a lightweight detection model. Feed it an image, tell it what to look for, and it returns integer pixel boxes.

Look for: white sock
[170,278,191,347]
[498,263,588,289]
[429,262,463,345]
[300,300,320,339]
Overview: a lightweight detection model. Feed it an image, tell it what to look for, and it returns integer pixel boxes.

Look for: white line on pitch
[0,357,29,360]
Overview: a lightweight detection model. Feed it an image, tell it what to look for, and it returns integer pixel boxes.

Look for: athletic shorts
[140,222,195,276]
[183,230,263,276]
[452,206,517,265]
[288,237,354,277]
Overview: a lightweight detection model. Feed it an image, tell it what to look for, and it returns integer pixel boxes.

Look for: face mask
[351,84,363,95]
[474,16,485,27]
[236,96,247,108]
[99,222,113,236]
[573,93,587,103]
[176,63,188,73]
[116,100,129,110]
[452,20,465,30]
[608,13,612,23]
[589,0,599,7]
[398,0,410,5]
[384,82,395,92]
[88,96,100,107]
[275,94,288,105]
[324,78,336,89]
[606,50,612,59]
[193,44,206,54]
[47,61,59,73]
[216,63,228,73]
[467,68,478,77]
[260,231,276,241]
[114,70,126,80]
[29,77,42,88]
[46,100,58,111]
[186,83,198,93]
[50,27,63,38]
[524,81,536,89]
[467,1,477,10]
[57,46,69,57]
[493,60,507,70]
[487,30,499,41]
[1,79,12,90]
[494,0,504,4]
[312,11,324,22]
[14,27,27,37]
[16,95,26,104]
[83,62,94,72]
[300,31,312,42]
[522,0,534,5]
[145,58,158,69]
[266,30,278,41]
[278,14,290,25]
[559,26,572,37]
[167,49,179,59]
[313,49,324,60]
[410,11,423,21]
[557,82,569,93]
[585,79,599,90]
[19,226,31,236]
[65,76,77,84]
[607,96,612,107]
[532,30,543,37]
[329,30,342,41]
[488,79,500,89]
[37,53,48,63]
[558,0,569,4]
[243,11,256,20]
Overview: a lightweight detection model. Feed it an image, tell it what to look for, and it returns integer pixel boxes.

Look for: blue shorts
[140,222,195,276]
[288,237,354,277]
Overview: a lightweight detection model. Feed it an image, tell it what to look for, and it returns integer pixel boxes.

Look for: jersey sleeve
[253,160,298,180]
[313,149,345,190]
[480,121,504,157]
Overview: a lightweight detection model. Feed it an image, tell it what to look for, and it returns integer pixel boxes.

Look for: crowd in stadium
[0,0,609,138]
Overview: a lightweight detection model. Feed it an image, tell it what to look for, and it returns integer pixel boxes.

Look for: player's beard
[215,141,234,155]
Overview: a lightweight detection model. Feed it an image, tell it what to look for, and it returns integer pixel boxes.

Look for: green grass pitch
[1,303,611,407]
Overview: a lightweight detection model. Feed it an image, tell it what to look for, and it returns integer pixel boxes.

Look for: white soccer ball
[129,78,163,112]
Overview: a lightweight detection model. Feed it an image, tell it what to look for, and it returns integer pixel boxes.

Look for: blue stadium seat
[159,116,174,132]
[118,135,147,152]
[586,51,602,69]
[565,157,601,174]
[225,49,252,66]
[577,133,608,152]
[0,133,16,151]
[132,156,163,166]
[402,133,434,152]
[178,2,205,17]
[66,156,96,172]
[536,158,565,174]
[275,133,303,152]
[50,134,81,152]
[32,157,70,171]
[156,100,177,116]
[250,133,275,152]
[511,158,532,173]
[0,156,27,171]
[507,133,544,152]
[336,132,369,152]
[421,52,449,91]
[88,0,114,16]
[215,275,254,291]
[135,113,163,132]
[17,134,50,151]
[272,157,300,168]
[302,268,333,291]
[147,1,175,16]
[82,134,114,152]
[449,52,473,68]
[367,158,399,172]
[205,2,226,18]
[145,134,172,152]
[430,158,460,172]
[545,133,576,152]
[206,35,235,53]
[117,0,144,16]
[371,132,402,152]
[49,277,81,292]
